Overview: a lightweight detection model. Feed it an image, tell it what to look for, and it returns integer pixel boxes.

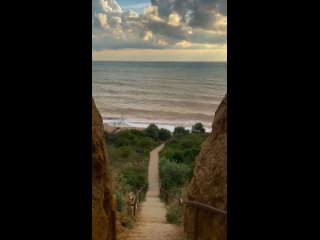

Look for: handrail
[132,183,148,216]
[161,187,183,204]
[183,200,227,215]
[160,185,227,240]
[160,185,227,215]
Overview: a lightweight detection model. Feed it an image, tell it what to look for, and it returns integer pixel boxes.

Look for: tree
[192,122,205,133]
[158,128,171,141]
[173,126,189,137]
[144,124,159,140]
[108,116,124,138]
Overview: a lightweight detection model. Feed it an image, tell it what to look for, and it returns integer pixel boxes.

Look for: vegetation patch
[104,123,208,226]
[166,202,183,224]
[159,125,208,224]
[104,126,163,228]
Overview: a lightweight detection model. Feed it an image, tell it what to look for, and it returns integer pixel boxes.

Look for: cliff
[184,94,227,240]
[92,99,117,240]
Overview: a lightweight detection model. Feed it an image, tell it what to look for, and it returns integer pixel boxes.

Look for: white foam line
[102,118,212,133]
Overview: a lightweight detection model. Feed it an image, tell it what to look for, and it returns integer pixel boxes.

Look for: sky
[92,0,227,61]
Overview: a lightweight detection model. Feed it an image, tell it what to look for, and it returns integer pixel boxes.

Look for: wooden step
[141,202,165,208]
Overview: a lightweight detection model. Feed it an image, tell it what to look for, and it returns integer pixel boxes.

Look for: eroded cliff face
[184,94,227,240]
[92,99,117,240]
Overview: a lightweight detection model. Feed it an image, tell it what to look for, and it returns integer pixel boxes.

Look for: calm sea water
[92,61,227,132]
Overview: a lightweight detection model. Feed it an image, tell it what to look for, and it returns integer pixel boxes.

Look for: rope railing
[161,187,183,205]
[183,200,227,215]
[131,183,148,216]
[160,183,227,240]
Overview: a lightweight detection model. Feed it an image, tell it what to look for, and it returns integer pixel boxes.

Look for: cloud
[95,13,109,30]
[143,6,165,23]
[168,12,181,26]
[176,40,192,48]
[92,0,227,50]
[95,0,122,13]
[151,0,227,30]
[121,3,151,10]
[151,1,227,17]
[92,36,167,50]
[143,31,153,41]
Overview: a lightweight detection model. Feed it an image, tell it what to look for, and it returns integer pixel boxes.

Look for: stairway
[125,144,186,240]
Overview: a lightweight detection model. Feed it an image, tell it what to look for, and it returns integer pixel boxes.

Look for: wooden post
[111,210,117,240]
[133,198,136,216]
[139,191,141,203]
[194,207,199,240]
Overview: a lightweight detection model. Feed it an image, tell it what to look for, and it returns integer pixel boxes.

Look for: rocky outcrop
[92,99,117,240]
[184,94,227,240]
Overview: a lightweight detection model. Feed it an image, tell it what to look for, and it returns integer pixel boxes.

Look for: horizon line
[92,60,227,63]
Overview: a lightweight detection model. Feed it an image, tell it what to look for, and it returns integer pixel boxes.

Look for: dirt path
[125,144,186,240]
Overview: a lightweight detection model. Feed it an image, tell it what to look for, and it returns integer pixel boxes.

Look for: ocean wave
[97,105,215,123]
[93,88,225,102]
[93,95,222,108]
[93,61,226,130]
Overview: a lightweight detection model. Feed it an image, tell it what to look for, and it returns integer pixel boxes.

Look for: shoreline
[103,119,212,133]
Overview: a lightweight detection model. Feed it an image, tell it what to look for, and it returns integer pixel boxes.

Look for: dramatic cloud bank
[92,0,227,50]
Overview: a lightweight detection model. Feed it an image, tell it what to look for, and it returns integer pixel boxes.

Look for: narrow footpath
[125,144,186,240]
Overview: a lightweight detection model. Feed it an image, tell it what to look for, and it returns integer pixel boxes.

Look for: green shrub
[173,126,189,137]
[192,122,205,133]
[115,190,126,212]
[166,204,183,224]
[144,124,159,140]
[120,146,131,158]
[159,158,193,192]
[137,137,152,149]
[160,133,207,164]
[106,129,144,147]
[120,165,147,192]
[114,137,130,147]
[158,128,171,141]
[140,191,146,202]
[159,133,208,204]
[129,129,145,137]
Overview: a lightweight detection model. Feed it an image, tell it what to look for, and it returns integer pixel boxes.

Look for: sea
[92,61,227,132]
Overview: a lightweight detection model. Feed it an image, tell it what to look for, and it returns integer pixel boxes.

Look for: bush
[129,129,145,137]
[113,136,130,147]
[159,158,193,192]
[140,191,146,202]
[144,123,159,140]
[106,129,144,147]
[173,126,189,137]
[166,204,183,224]
[158,128,171,141]
[192,122,205,133]
[120,146,131,158]
[137,137,152,149]
[115,190,126,212]
[160,133,207,164]
[120,165,147,192]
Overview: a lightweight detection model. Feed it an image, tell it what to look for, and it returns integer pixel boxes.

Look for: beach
[93,61,226,133]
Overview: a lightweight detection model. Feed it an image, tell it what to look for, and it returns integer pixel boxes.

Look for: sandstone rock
[184,94,227,240]
[92,99,117,240]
